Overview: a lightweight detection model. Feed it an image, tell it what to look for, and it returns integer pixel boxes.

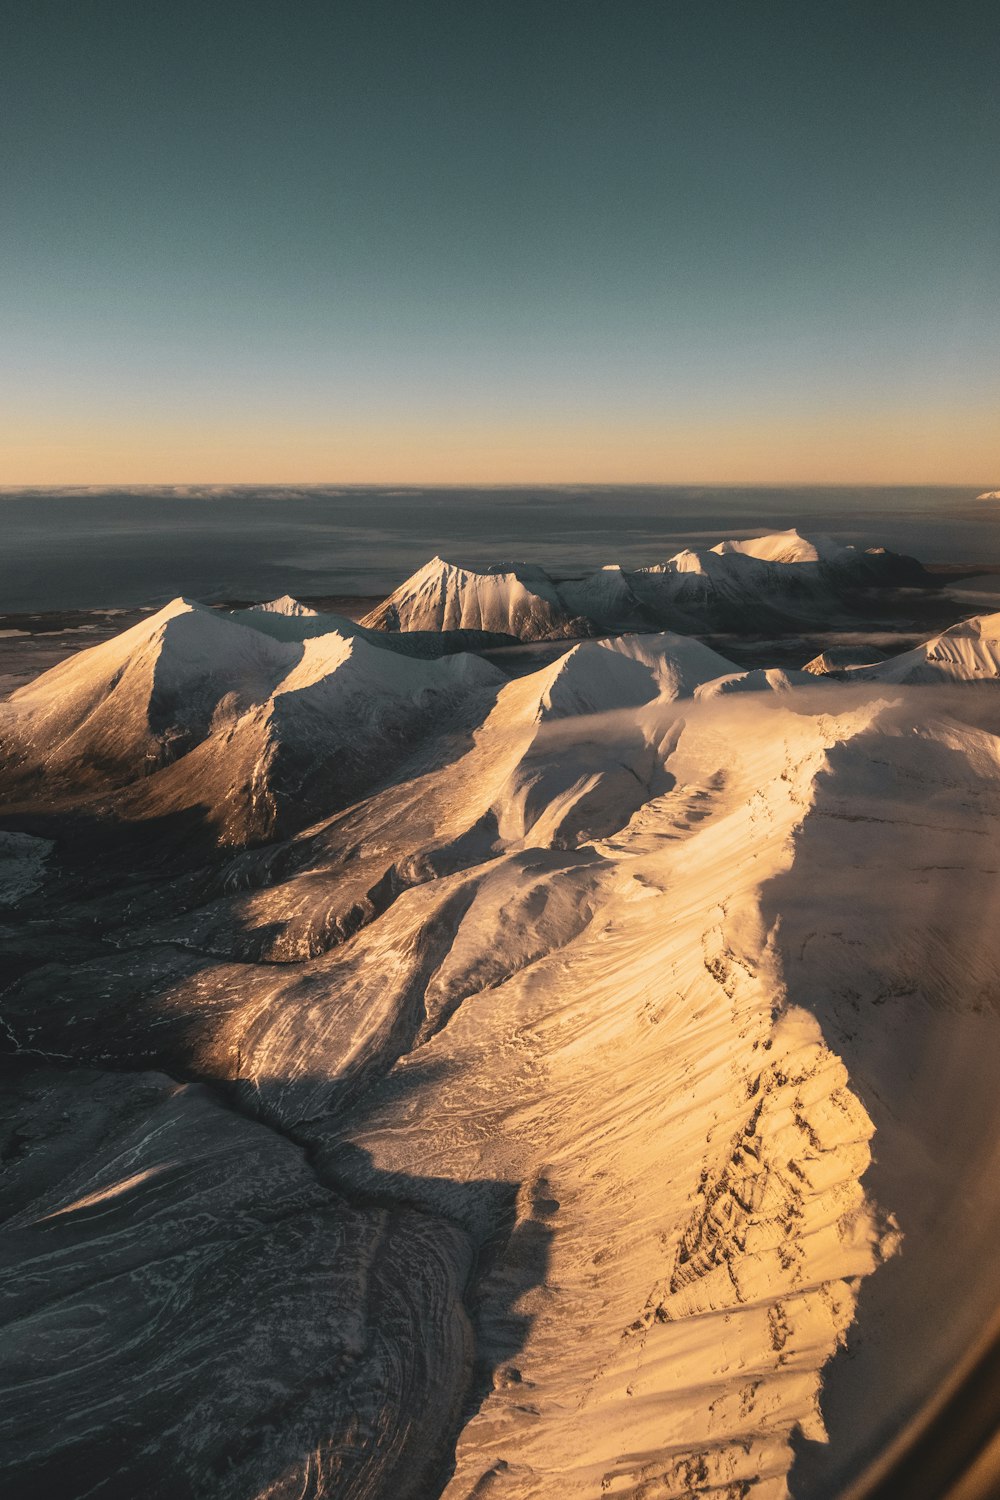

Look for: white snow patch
[246,595,320,617]
[711,527,851,564]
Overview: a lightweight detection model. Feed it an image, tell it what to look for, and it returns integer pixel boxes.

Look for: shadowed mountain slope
[2,584,999,1500]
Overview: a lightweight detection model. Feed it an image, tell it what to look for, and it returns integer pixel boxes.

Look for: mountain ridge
[360,531,934,641]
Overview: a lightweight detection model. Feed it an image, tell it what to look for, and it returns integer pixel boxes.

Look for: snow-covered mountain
[0,598,503,838]
[231,592,518,654]
[362,556,590,638]
[245,593,320,617]
[0,598,292,791]
[620,531,927,629]
[710,530,850,563]
[362,531,931,641]
[135,627,501,842]
[556,564,653,631]
[840,610,1000,683]
[2,578,999,1500]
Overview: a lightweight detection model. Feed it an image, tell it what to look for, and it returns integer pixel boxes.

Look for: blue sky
[2,0,998,482]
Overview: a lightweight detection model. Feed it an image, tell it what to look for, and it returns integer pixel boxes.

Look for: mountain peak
[247,595,319,617]
[710,529,850,564]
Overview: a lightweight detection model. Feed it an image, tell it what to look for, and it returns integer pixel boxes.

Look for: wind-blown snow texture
[842,610,1000,683]
[1,535,998,1500]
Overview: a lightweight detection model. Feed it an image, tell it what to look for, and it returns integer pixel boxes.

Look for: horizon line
[0,479,994,492]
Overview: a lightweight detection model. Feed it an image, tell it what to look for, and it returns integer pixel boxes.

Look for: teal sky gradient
[2,1,998,481]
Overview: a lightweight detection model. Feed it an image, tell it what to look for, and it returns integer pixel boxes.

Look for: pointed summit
[1,601,295,794]
[361,556,586,639]
[246,595,319,617]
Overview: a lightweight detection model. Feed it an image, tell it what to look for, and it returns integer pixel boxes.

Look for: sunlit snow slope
[1,589,998,1500]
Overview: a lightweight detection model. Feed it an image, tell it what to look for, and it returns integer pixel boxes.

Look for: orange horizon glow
[2,403,997,488]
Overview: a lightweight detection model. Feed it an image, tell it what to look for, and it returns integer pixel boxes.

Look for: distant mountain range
[360,529,932,640]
